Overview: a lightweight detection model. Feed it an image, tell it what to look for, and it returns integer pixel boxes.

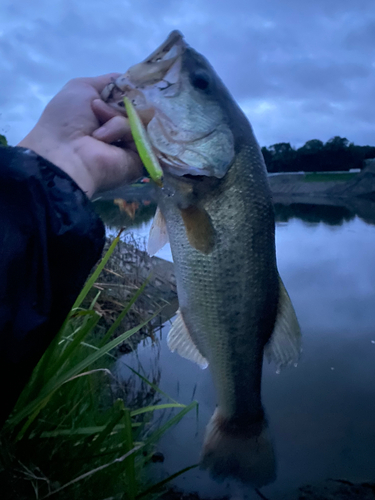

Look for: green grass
[0,232,197,499]
[303,172,356,182]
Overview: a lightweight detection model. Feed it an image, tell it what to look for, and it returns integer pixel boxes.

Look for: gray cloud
[1,0,374,148]
[345,20,375,52]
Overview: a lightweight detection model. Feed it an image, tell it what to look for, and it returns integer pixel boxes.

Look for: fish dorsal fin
[264,276,301,371]
[147,206,169,256]
[167,309,209,369]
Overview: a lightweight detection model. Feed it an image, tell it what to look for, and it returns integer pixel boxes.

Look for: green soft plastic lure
[123,97,163,187]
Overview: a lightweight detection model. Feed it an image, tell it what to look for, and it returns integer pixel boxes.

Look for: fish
[102,30,301,487]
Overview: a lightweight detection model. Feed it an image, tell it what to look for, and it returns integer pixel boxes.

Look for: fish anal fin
[180,205,215,255]
[147,206,169,256]
[167,309,208,369]
[264,276,302,370]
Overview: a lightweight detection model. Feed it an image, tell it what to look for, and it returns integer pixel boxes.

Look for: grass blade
[136,464,199,499]
[98,277,150,347]
[86,399,126,457]
[130,404,186,417]
[47,312,101,379]
[143,401,198,449]
[72,231,123,310]
[123,364,180,405]
[42,446,141,498]
[122,403,137,500]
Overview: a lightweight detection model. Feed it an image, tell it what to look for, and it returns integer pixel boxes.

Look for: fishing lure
[123,97,163,187]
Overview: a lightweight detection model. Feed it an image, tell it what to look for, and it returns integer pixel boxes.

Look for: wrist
[18,132,97,198]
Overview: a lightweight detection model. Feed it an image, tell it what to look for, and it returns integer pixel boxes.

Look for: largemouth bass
[102,31,301,487]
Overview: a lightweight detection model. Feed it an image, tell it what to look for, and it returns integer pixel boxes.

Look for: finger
[93,115,133,143]
[73,73,122,93]
[89,73,123,93]
[91,98,125,124]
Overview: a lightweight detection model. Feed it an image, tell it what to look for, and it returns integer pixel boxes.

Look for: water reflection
[115,340,162,411]
[273,195,375,227]
[93,199,156,230]
[274,203,355,226]
[94,183,375,230]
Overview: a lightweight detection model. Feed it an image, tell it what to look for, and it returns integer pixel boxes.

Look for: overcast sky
[1,0,374,148]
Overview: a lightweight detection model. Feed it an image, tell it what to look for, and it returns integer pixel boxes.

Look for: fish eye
[190,71,210,91]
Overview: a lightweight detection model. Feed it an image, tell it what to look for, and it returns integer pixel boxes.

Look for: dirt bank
[88,235,178,353]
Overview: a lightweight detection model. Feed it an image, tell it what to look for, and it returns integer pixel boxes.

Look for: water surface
[113,206,375,498]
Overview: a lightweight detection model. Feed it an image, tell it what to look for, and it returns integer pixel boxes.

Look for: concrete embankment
[269,159,375,199]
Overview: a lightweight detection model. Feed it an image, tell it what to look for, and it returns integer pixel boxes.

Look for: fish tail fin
[201,408,276,487]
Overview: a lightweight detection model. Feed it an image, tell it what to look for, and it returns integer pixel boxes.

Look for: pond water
[105,200,375,499]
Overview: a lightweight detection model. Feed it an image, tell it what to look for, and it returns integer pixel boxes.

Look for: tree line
[261,137,375,173]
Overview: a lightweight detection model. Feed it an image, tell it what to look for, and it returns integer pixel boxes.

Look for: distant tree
[364,146,375,160]
[268,142,295,157]
[299,139,324,152]
[296,140,325,171]
[266,143,297,172]
[261,146,272,167]
[347,142,365,169]
[318,136,351,171]
[324,136,349,150]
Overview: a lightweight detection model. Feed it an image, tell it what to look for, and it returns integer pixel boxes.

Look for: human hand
[18,74,143,198]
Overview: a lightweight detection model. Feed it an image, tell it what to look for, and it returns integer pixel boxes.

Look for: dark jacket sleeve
[0,146,105,425]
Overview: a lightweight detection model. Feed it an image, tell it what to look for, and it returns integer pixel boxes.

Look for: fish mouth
[101,31,186,107]
[118,30,186,89]
[139,30,185,67]
[101,31,190,165]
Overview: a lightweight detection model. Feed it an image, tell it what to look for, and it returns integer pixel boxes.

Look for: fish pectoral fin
[264,276,302,370]
[147,206,169,256]
[180,205,215,255]
[167,309,208,369]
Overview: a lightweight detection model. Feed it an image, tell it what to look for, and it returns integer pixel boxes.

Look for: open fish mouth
[101,30,186,110]
[101,30,201,176]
